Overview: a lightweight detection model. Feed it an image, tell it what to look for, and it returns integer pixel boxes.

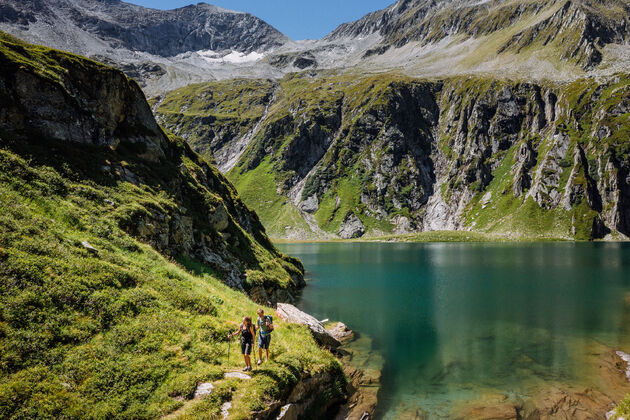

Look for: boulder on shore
[327,322,354,343]
[338,213,365,239]
[276,303,341,348]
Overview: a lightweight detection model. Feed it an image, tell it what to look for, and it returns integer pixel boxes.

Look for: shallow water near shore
[278,242,630,419]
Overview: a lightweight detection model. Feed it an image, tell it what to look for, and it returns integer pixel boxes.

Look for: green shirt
[257,315,273,336]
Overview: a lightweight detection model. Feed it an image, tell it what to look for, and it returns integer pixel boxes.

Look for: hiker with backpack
[256,309,274,365]
[228,316,256,371]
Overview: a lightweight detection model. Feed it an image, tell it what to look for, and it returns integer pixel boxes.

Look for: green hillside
[0,32,344,419]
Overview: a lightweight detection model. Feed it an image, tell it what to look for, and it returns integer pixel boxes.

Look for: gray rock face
[0,41,167,162]
[299,195,319,213]
[512,141,537,198]
[338,213,366,239]
[276,303,341,349]
[529,133,571,209]
[327,0,630,70]
[0,0,287,57]
[163,73,630,240]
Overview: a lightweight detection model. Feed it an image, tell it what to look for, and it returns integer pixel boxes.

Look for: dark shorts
[241,340,253,355]
[258,334,271,349]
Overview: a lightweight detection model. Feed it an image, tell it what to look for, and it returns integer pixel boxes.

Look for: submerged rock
[453,345,630,420]
[326,322,354,343]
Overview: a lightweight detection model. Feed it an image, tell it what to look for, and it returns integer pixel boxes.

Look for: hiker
[228,316,255,371]
[256,309,274,365]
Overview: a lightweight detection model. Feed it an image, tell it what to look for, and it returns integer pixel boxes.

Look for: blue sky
[126,0,394,40]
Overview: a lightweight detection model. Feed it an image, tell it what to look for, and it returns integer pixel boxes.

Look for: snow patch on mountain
[197,50,265,64]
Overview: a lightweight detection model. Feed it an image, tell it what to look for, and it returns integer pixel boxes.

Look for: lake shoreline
[272,230,630,244]
[329,328,383,420]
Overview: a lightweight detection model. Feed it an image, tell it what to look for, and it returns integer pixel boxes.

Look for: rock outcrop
[338,213,366,239]
[327,322,354,343]
[0,31,304,299]
[276,303,341,349]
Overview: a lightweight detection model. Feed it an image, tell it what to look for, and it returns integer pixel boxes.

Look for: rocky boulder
[299,195,319,213]
[338,213,366,239]
[276,303,341,348]
[326,322,354,343]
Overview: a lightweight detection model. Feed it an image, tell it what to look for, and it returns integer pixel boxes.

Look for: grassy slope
[0,33,344,419]
[0,149,342,419]
[152,79,275,164]
[226,158,312,237]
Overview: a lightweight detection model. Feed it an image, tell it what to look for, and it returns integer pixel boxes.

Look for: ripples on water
[278,242,630,419]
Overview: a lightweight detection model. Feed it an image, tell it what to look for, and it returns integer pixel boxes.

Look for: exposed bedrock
[155,73,630,240]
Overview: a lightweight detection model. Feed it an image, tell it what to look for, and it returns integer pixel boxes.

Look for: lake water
[278,242,630,419]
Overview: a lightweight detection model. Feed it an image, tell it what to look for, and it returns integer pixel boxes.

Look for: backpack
[259,315,273,333]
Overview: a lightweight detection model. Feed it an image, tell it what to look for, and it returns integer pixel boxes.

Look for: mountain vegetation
[155,71,630,240]
[2,0,630,417]
[0,32,345,419]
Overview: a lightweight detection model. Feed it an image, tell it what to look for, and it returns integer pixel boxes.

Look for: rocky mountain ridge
[328,0,630,69]
[154,72,630,240]
[0,0,289,94]
[0,0,287,55]
[3,0,630,95]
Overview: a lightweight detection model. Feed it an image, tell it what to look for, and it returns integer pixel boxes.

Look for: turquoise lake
[278,242,630,419]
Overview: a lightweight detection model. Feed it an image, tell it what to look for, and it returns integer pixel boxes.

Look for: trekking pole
[227,336,231,364]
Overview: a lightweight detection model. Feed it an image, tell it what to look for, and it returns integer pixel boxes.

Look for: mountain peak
[2,0,630,93]
[0,0,287,57]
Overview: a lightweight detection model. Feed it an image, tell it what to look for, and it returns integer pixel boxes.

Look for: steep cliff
[0,31,305,300]
[155,72,630,240]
